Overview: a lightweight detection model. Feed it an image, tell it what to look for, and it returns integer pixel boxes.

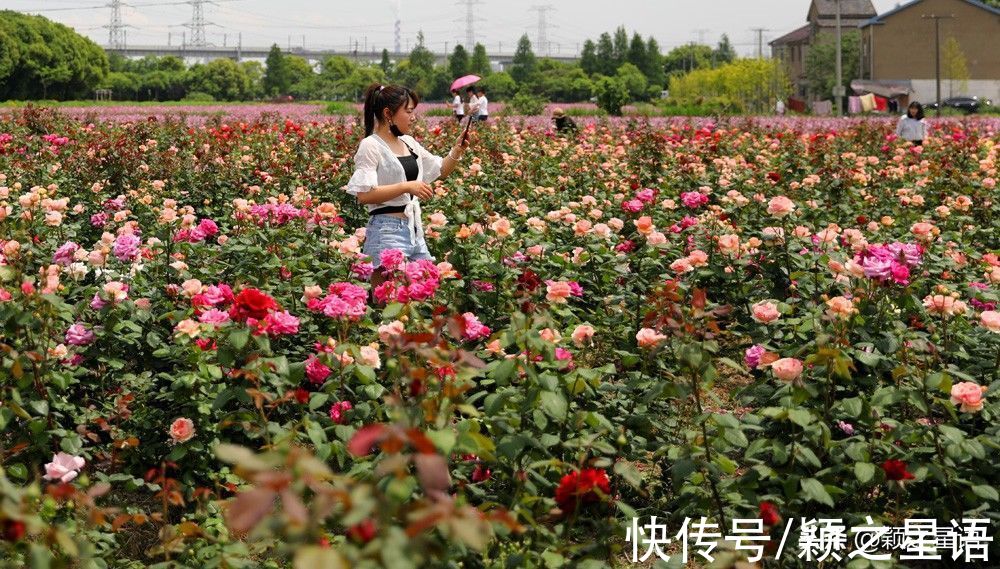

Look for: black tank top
[398,152,418,182]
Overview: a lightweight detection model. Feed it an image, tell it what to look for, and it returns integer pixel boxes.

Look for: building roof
[812,0,878,19]
[860,0,1000,28]
[769,24,811,46]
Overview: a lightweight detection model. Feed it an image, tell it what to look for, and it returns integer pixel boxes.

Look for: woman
[346,84,473,286]
[896,101,927,147]
[451,88,464,123]
[475,86,489,122]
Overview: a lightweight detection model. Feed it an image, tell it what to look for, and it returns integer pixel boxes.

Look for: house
[859,0,1000,104]
[771,0,878,97]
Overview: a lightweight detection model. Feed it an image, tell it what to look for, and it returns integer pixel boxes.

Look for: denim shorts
[363,214,434,268]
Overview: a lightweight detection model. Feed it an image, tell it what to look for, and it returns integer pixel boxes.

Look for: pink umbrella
[450,75,481,92]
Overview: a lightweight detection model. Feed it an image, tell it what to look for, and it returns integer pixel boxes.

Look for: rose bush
[0,105,998,566]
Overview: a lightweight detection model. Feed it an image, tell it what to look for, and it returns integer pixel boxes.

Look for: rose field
[1,105,1000,568]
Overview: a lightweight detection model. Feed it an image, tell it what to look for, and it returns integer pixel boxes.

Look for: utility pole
[750,27,769,59]
[835,0,843,116]
[693,28,710,45]
[529,5,554,56]
[923,13,954,117]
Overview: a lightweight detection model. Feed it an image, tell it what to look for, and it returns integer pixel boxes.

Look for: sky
[5,0,904,58]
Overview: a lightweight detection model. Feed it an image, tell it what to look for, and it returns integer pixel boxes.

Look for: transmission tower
[105,0,127,49]
[394,0,402,53]
[456,0,483,49]
[529,5,554,56]
[693,28,710,45]
[185,0,212,47]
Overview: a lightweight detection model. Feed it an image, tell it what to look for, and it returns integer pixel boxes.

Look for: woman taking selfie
[346,83,474,286]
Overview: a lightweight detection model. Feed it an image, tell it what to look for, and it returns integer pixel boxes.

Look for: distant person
[888,98,899,114]
[775,99,786,116]
[552,107,578,134]
[896,101,927,147]
[451,88,464,123]
[475,86,489,122]
[466,87,479,120]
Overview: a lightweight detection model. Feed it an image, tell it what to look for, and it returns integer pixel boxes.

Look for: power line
[749,27,770,58]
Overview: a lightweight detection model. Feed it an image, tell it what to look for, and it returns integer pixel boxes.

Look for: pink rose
[169,417,196,443]
[771,357,803,382]
[981,311,1000,333]
[571,324,595,347]
[636,327,667,348]
[751,301,781,324]
[950,381,986,413]
[43,452,85,483]
[767,196,795,217]
[545,281,573,304]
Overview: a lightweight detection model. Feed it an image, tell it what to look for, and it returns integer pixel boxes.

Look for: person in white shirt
[466,86,479,119]
[346,83,474,288]
[475,86,489,121]
[451,88,464,123]
[775,99,785,116]
[895,101,927,147]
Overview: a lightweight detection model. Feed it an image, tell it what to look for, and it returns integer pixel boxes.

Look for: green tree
[398,31,436,94]
[612,26,629,68]
[449,44,470,78]
[240,61,264,100]
[470,43,491,77]
[616,62,649,102]
[669,58,789,114]
[626,33,647,71]
[714,34,737,65]
[942,37,970,97]
[804,31,860,100]
[509,34,537,84]
[663,44,714,77]
[592,75,629,115]
[644,37,666,89]
[580,39,598,76]
[478,71,517,98]
[263,44,289,96]
[596,33,615,76]
[284,55,315,97]
[187,58,250,101]
[0,11,108,100]
[380,49,392,75]
[535,59,593,101]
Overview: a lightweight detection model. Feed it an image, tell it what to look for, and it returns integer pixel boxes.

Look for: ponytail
[361,83,420,137]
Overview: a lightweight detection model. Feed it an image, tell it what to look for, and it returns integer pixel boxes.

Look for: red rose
[229,288,278,322]
[347,519,376,543]
[554,468,611,513]
[759,501,781,526]
[881,459,915,481]
[2,519,26,541]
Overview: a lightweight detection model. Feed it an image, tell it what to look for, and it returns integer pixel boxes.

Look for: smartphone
[461,115,475,144]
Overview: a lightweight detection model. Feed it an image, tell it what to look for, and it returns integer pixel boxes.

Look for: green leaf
[854,462,876,485]
[539,391,568,420]
[613,460,643,490]
[801,478,834,507]
[229,328,250,351]
[972,485,999,502]
[788,408,812,427]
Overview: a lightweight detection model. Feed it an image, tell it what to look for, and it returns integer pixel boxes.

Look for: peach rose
[546,281,573,304]
[825,296,857,321]
[571,324,595,347]
[636,327,667,349]
[981,311,1000,333]
[688,250,709,268]
[752,301,781,324]
[771,357,803,382]
[767,196,795,217]
[634,216,654,235]
[950,381,986,413]
[717,234,740,255]
[169,417,196,443]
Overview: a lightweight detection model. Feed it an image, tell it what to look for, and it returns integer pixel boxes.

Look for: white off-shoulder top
[344,133,443,245]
